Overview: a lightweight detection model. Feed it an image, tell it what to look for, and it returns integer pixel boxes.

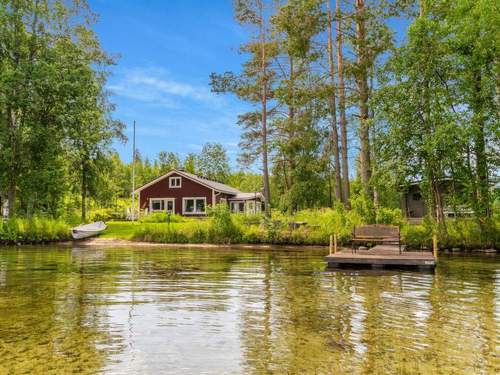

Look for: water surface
[0,246,498,374]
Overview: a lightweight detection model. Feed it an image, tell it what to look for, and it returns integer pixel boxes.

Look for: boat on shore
[71,221,107,240]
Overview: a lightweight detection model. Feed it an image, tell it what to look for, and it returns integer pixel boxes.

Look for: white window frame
[247,201,255,214]
[169,176,182,188]
[182,197,207,215]
[149,198,175,213]
[230,201,245,213]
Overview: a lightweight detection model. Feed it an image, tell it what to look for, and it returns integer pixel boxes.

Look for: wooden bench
[352,224,402,254]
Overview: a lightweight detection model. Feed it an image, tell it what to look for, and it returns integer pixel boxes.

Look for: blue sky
[90,1,410,169]
[90,0,250,164]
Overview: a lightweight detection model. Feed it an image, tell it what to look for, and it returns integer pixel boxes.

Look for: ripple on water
[0,248,499,374]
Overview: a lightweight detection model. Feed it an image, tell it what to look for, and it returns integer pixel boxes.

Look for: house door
[165,199,175,214]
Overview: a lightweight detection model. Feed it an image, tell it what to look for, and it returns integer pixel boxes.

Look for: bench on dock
[352,224,402,254]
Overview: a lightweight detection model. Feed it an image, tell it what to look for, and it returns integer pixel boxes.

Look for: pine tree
[210,0,278,216]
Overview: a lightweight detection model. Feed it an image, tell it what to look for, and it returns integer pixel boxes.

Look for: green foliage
[139,212,185,224]
[375,207,404,225]
[89,208,127,222]
[0,218,71,244]
[208,204,242,244]
[198,143,231,183]
[401,224,433,249]
[349,182,376,223]
[158,151,181,174]
[0,0,124,220]
[1,0,497,247]
[122,207,499,249]
[226,172,262,193]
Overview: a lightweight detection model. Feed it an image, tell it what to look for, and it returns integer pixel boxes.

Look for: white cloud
[108,67,222,108]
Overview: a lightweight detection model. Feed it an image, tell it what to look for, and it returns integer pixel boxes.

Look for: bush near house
[139,212,186,223]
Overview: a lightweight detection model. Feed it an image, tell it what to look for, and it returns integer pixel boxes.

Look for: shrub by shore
[0,218,71,244]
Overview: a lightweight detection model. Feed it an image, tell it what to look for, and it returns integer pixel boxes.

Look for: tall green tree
[446,0,499,221]
[336,0,350,207]
[210,0,278,217]
[375,1,461,226]
[183,153,198,174]
[197,143,231,183]
[158,151,180,173]
[0,0,123,219]
[271,0,328,211]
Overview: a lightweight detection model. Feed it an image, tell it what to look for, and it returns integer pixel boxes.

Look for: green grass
[102,220,208,240]
[4,206,494,248]
[0,218,71,244]
[100,207,499,250]
[100,221,140,239]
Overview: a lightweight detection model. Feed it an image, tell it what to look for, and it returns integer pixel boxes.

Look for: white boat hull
[72,221,107,240]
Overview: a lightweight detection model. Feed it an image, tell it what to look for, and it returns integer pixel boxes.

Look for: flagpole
[131,120,136,221]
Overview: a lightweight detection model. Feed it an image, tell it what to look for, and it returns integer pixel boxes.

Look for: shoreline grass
[1,207,498,250]
[104,218,498,250]
[0,218,71,244]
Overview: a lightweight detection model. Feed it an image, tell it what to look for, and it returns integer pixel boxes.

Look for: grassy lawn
[97,213,499,249]
[101,221,145,239]
[101,221,204,240]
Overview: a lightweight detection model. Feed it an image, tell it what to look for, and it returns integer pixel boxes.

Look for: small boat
[71,221,107,240]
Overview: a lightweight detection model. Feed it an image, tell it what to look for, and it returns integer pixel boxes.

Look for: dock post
[334,234,337,254]
[432,234,438,260]
[329,235,333,255]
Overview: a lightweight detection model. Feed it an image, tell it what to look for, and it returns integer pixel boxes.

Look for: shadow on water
[325,263,436,275]
[0,246,498,374]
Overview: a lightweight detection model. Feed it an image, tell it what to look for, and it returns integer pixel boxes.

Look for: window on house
[183,198,206,214]
[412,193,422,201]
[150,198,175,213]
[169,177,181,188]
[230,202,245,213]
[151,199,165,211]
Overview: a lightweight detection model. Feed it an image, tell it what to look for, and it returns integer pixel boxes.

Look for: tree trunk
[431,178,445,227]
[355,0,372,200]
[336,0,350,208]
[287,55,295,190]
[81,162,87,222]
[420,0,446,232]
[472,68,490,220]
[7,180,16,218]
[259,1,271,217]
[327,0,342,203]
[6,107,18,218]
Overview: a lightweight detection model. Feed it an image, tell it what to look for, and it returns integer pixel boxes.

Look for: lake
[0,246,498,374]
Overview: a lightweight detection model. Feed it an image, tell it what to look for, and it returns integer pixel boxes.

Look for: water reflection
[0,247,498,374]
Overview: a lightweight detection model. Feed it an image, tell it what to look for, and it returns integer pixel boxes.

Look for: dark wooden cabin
[133,169,263,217]
[400,180,473,220]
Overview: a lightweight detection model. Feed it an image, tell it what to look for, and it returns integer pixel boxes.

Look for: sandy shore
[65,237,329,251]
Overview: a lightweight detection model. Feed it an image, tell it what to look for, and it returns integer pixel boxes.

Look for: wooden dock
[325,245,436,269]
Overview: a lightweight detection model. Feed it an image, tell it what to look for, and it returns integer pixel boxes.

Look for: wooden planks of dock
[325,244,436,269]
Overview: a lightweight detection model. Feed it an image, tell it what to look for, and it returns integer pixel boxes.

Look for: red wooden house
[133,169,263,216]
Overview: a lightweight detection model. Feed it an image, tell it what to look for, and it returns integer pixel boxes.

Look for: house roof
[231,192,263,200]
[133,169,242,195]
[180,170,241,195]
